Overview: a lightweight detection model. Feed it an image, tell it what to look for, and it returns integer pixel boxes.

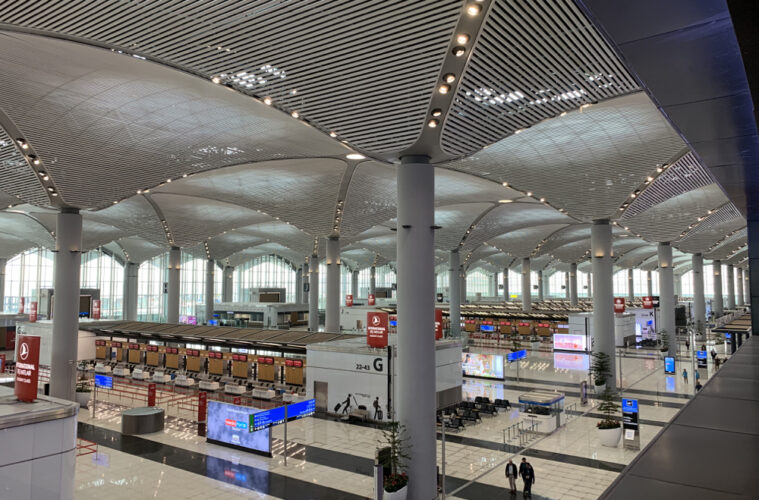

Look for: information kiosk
[518,390,566,434]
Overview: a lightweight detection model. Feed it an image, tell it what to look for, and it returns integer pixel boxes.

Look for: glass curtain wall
[316,263,353,308]
[138,253,168,322]
[179,254,222,319]
[465,268,492,299]
[80,249,124,319]
[3,248,55,312]
[233,255,297,303]
[357,265,396,298]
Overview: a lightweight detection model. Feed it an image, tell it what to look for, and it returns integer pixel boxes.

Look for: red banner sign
[285,359,294,367]
[614,297,625,313]
[147,383,157,406]
[293,360,303,368]
[345,294,353,307]
[92,299,101,320]
[14,335,40,402]
[111,341,122,348]
[435,308,443,340]
[198,391,207,436]
[367,311,389,348]
[233,396,241,405]
[29,301,38,323]
[642,296,654,309]
[368,293,376,306]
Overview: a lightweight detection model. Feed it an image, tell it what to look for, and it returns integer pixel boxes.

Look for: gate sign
[642,296,654,309]
[345,294,353,307]
[435,308,443,340]
[92,299,101,320]
[613,298,625,313]
[368,293,376,306]
[29,301,38,323]
[366,311,388,348]
[15,335,40,402]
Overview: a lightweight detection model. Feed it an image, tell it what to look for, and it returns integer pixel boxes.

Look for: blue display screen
[507,350,527,362]
[480,325,495,332]
[94,375,113,389]
[288,399,316,420]
[621,398,638,413]
[389,320,397,327]
[725,333,732,339]
[696,350,707,360]
[664,356,676,374]
[250,406,286,431]
[208,320,219,326]
[207,401,270,453]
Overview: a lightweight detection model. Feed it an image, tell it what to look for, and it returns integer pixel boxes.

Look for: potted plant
[596,388,622,447]
[75,379,91,408]
[378,421,410,499]
[658,329,670,353]
[590,351,611,393]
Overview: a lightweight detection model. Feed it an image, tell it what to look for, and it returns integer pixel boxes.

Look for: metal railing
[502,419,540,447]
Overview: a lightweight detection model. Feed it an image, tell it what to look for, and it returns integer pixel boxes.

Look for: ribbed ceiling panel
[441,0,639,156]
[0,0,461,156]
[0,126,49,206]
[676,204,745,253]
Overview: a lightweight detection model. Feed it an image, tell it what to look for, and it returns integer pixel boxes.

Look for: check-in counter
[284,359,305,385]
[517,322,532,335]
[165,347,180,369]
[257,356,276,382]
[207,351,224,376]
[95,339,108,359]
[127,343,142,364]
[231,354,249,378]
[145,345,162,367]
[185,349,202,372]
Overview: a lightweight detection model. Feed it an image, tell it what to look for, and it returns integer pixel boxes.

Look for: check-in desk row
[95,339,305,385]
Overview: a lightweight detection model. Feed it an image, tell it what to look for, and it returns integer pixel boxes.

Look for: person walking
[685,338,690,351]
[682,368,688,384]
[372,397,381,420]
[341,394,352,414]
[711,348,717,361]
[505,459,518,494]
[694,370,700,384]
[519,458,535,497]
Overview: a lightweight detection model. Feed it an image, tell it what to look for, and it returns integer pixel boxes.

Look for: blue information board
[480,325,495,332]
[621,398,638,414]
[250,406,286,431]
[664,356,675,374]
[94,374,113,389]
[288,399,316,420]
[696,350,707,360]
[507,349,527,362]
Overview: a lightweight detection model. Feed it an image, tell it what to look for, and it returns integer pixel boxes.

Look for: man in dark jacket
[519,458,535,496]
[505,459,518,494]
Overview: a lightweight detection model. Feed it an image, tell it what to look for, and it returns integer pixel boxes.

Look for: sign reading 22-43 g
[355,358,384,372]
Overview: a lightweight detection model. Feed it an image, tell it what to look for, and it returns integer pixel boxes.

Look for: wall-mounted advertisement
[664,356,676,374]
[206,401,271,456]
[553,352,589,371]
[462,353,504,380]
[552,333,587,352]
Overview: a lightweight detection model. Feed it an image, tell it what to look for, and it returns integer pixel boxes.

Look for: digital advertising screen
[664,356,676,374]
[207,401,271,455]
[462,353,504,379]
[697,350,708,368]
[553,352,589,371]
[552,333,588,352]
[480,325,495,332]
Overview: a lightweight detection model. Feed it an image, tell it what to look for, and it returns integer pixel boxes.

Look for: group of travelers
[505,458,535,496]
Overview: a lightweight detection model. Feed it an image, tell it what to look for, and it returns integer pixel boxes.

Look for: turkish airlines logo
[371,315,381,326]
[19,342,29,361]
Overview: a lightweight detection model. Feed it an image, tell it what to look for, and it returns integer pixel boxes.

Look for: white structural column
[460,269,467,304]
[627,268,634,301]
[727,264,736,310]
[647,270,653,297]
[713,260,724,316]
[675,274,683,300]
[204,259,215,324]
[522,258,532,312]
[503,267,509,301]
[50,209,82,402]
[308,254,319,331]
[351,270,359,299]
[325,236,340,332]
[692,254,706,336]
[537,270,544,301]
[222,266,234,302]
[591,220,616,390]
[0,258,6,311]
[302,261,309,304]
[565,272,570,299]
[569,263,578,306]
[369,265,376,296]
[123,262,138,321]
[396,156,436,499]
[449,250,461,337]
[167,246,181,323]
[738,268,745,306]
[295,266,303,303]
[744,269,750,307]
[658,243,676,357]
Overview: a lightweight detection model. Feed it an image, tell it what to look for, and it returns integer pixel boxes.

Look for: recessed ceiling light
[431,109,442,117]
[559,111,567,117]
[502,182,509,187]
[211,76,221,84]
[466,4,482,16]
[346,153,365,160]
[427,119,439,128]
[526,191,533,196]
[539,198,545,202]
[166,178,172,183]
[438,84,451,94]
[263,97,272,105]
[329,131,337,138]
[183,174,188,178]
[443,73,456,83]
[452,46,466,57]
[456,34,470,44]
[291,111,300,118]
[499,199,513,203]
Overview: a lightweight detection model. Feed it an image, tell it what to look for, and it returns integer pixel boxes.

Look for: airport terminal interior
[0,1,758,499]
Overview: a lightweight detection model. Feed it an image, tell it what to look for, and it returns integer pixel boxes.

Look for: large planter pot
[384,485,407,500]
[598,426,622,447]
[594,383,606,394]
[75,391,91,409]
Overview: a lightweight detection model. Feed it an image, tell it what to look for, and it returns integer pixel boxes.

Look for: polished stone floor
[74,342,726,499]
